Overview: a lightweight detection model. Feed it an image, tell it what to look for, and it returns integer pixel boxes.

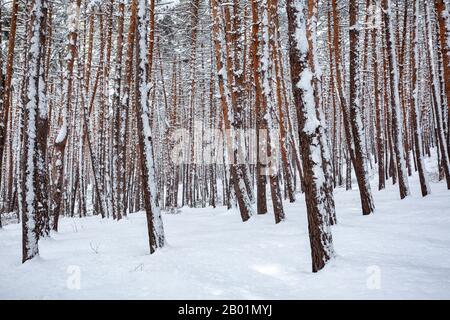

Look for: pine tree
[135,0,165,253]
[0,0,19,203]
[349,0,375,215]
[20,0,49,263]
[211,0,254,222]
[411,0,431,196]
[53,0,81,231]
[286,0,335,272]
[382,0,411,199]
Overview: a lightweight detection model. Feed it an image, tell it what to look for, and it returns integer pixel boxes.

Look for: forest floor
[1,162,450,299]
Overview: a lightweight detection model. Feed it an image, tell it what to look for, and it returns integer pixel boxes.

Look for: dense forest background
[0,0,449,273]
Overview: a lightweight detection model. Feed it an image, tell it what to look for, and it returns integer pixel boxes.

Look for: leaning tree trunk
[135,0,165,253]
[286,0,335,272]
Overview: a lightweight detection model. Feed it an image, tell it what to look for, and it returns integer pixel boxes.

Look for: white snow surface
[1,170,450,299]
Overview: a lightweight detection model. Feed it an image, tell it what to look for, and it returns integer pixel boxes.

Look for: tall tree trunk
[331,0,355,193]
[0,0,3,227]
[135,0,165,253]
[211,0,253,222]
[425,1,450,189]
[372,1,385,190]
[287,0,335,272]
[271,0,296,203]
[411,0,431,196]
[0,0,19,197]
[21,0,48,263]
[348,0,375,215]
[53,0,81,231]
[436,0,450,154]
[113,0,126,220]
[251,0,268,215]
[260,0,285,223]
[382,0,411,198]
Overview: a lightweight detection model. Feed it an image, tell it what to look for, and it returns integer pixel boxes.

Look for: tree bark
[348,0,375,215]
[135,0,165,253]
[382,0,411,198]
[287,0,335,272]
[21,0,49,262]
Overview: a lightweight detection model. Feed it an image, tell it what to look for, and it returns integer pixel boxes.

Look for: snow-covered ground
[1,169,450,299]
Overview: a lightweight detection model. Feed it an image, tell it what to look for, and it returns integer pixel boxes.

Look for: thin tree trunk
[411,0,431,196]
[0,0,19,196]
[251,0,268,215]
[349,0,375,215]
[382,0,411,198]
[135,0,165,253]
[372,1,385,190]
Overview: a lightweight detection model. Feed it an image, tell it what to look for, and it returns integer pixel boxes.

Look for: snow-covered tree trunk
[135,0,165,253]
[20,0,48,263]
[310,1,336,225]
[95,8,110,219]
[349,0,375,215]
[326,6,338,189]
[0,0,18,203]
[231,1,255,207]
[382,0,411,199]
[102,0,115,220]
[381,30,397,186]
[221,1,254,215]
[397,0,412,179]
[330,0,354,193]
[286,0,335,272]
[436,0,450,155]
[411,0,431,197]
[147,0,156,82]
[251,0,268,215]
[371,1,385,191]
[85,6,94,92]
[112,0,126,220]
[260,0,285,223]
[165,59,179,211]
[425,1,450,189]
[211,0,254,222]
[270,0,296,204]
[186,0,201,208]
[118,0,138,215]
[53,0,81,231]
[0,2,3,228]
